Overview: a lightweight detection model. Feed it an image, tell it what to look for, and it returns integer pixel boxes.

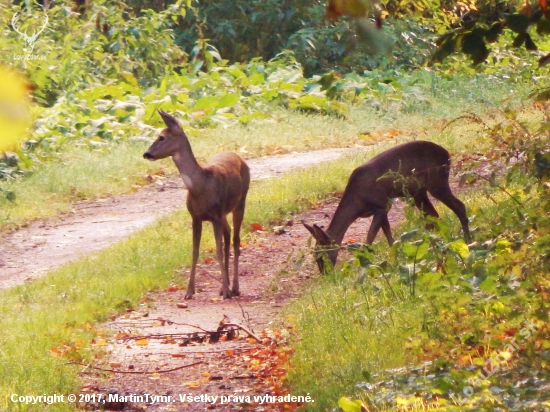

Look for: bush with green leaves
[1,0,187,105]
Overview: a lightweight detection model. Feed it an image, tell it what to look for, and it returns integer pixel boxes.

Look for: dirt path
[0,147,368,290]
[79,199,407,411]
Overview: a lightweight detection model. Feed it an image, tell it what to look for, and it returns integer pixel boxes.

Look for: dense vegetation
[1,0,550,410]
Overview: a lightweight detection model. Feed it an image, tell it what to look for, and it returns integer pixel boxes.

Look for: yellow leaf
[396,396,409,406]
[135,338,148,346]
[450,239,470,259]
[0,66,31,152]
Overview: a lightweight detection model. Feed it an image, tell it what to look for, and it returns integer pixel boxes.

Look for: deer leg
[212,220,232,299]
[185,218,202,300]
[367,209,393,245]
[429,186,471,242]
[380,214,394,246]
[413,190,439,230]
[230,200,246,296]
[220,216,231,295]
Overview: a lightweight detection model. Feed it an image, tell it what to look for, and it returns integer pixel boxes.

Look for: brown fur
[144,111,250,299]
[303,141,470,273]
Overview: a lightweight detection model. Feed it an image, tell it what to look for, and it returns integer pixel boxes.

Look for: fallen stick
[68,361,204,375]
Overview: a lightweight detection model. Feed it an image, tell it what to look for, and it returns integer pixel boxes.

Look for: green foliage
[1,0,186,104]
[430,3,550,66]
[288,108,550,410]
[173,0,312,63]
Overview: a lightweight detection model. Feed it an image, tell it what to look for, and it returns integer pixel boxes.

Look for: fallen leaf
[251,222,263,231]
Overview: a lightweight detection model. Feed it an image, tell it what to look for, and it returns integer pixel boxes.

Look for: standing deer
[303,141,470,273]
[144,111,250,299]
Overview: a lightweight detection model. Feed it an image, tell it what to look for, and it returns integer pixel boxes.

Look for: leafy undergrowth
[286,108,550,411]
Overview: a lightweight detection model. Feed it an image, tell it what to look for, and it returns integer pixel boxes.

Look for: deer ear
[158,110,182,131]
[302,221,332,245]
[302,221,317,238]
[312,224,332,244]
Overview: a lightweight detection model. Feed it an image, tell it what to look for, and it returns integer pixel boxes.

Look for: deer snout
[143,152,155,160]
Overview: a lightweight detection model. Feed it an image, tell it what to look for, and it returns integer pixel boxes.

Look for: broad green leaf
[479,277,497,292]
[122,73,138,87]
[217,93,240,109]
[403,241,428,261]
[194,96,219,110]
[419,271,442,287]
[400,230,418,242]
[495,238,512,255]
[388,240,401,265]
[228,68,246,79]
[248,73,265,85]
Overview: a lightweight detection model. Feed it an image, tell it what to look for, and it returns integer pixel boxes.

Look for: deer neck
[326,199,360,246]
[172,143,204,192]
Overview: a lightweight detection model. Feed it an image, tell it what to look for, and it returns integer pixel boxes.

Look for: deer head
[302,222,338,274]
[143,111,188,161]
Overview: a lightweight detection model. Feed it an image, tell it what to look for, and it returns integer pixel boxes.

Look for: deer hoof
[184,290,194,300]
[220,288,233,299]
[231,289,240,297]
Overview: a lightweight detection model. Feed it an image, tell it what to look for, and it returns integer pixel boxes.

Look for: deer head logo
[11,1,49,54]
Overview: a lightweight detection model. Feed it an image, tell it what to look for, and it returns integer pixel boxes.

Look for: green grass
[284,276,427,411]
[0,153,366,411]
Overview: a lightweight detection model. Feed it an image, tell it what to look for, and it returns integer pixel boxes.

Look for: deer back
[348,141,451,203]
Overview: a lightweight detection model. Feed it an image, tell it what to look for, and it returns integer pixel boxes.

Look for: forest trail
[0,147,369,290]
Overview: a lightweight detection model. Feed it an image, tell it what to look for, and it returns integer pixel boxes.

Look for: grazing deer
[303,141,470,273]
[144,111,250,299]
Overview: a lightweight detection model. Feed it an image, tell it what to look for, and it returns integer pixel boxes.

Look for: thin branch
[473,172,524,207]
[220,323,262,343]
[67,361,204,375]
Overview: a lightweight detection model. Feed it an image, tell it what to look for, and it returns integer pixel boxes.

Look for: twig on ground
[219,323,262,343]
[68,361,204,375]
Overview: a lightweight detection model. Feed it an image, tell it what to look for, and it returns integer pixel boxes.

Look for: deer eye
[159,135,165,141]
